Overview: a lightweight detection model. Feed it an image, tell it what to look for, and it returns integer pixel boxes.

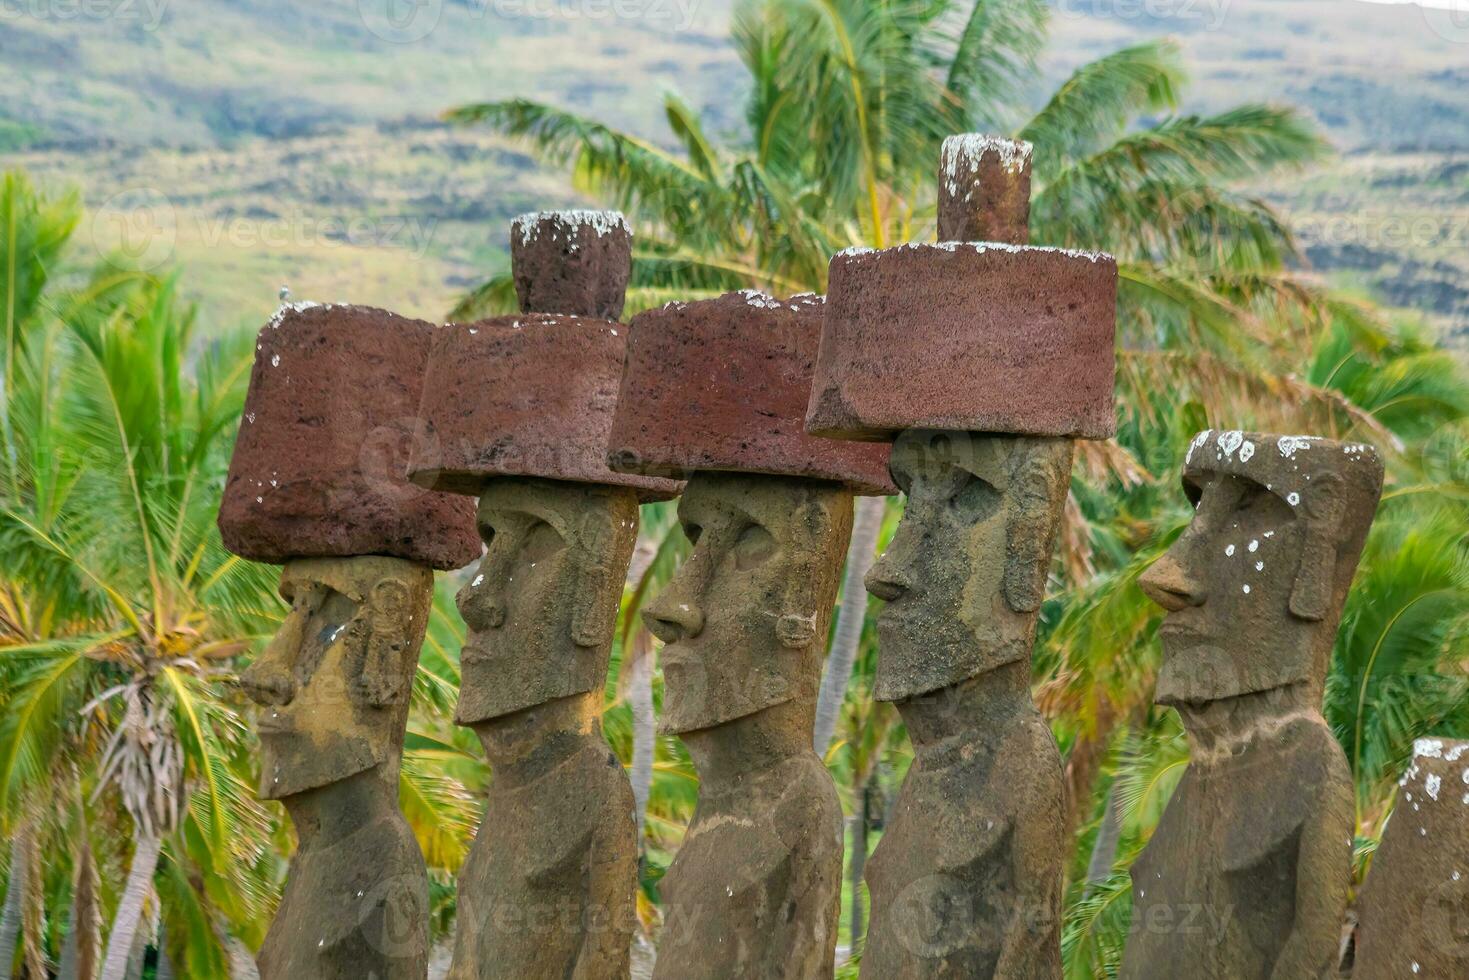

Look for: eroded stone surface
[448,479,641,979]
[407,313,680,501]
[219,303,479,570]
[859,432,1072,978]
[511,210,633,320]
[937,135,1033,245]
[1354,737,1469,978]
[805,243,1118,441]
[1122,431,1384,979]
[242,556,433,980]
[643,473,849,978]
[607,291,895,494]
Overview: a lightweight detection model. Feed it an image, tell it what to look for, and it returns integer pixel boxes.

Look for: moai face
[644,472,853,735]
[865,430,1073,702]
[242,556,432,800]
[454,478,638,726]
[1139,431,1383,711]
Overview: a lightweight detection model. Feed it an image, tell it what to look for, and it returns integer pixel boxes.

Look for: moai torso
[446,480,642,980]
[859,431,1072,979]
[243,557,436,980]
[1123,430,1384,980]
[1353,737,1469,978]
[643,473,854,980]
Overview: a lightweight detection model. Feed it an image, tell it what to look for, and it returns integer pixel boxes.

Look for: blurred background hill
[3,0,1466,340]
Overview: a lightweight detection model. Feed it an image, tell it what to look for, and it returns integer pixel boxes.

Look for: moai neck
[472,689,605,789]
[280,764,401,848]
[680,699,814,785]
[900,660,1034,752]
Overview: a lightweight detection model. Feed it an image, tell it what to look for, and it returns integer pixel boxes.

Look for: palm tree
[0,170,481,973]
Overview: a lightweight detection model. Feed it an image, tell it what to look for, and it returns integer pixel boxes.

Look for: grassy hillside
[4,0,1466,341]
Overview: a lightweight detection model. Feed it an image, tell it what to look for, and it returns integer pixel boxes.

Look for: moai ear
[358,579,412,707]
[1289,474,1344,623]
[777,500,837,650]
[572,512,618,649]
[1002,440,1074,614]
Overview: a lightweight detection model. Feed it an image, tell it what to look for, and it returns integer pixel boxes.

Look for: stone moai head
[643,472,854,735]
[1140,431,1383,710]
[242,556,432,800]
[454,478,639,726]
[510,210,632,321]
[866,430,1074,702]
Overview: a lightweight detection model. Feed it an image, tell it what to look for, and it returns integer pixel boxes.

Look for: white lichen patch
[1226,544,1236,557]
[1187,430,1213,464]
[1448,744,1469,763]
[1277,436,1317,459]
[1218,430,1245,459]
[268,300,325,329]
[1239,440,1255,462]
[1427,773,1443,800]
[737,289,784,310]
[1287,492,1301,507]
[512,209,629,246]
[941,134,1034,197]
[1416,738,1446,759]
[1248,539,1259,553]
[834,240,1112,264]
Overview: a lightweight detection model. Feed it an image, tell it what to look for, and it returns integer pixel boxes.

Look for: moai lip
[606,289,896,494]
[242,555,433,980]
[1354,738,1469,977]
[1121,430,1383,980]
[432,211,647,980]
[642,472,850,980]
[511,209,633,320]
[218,302,480,570]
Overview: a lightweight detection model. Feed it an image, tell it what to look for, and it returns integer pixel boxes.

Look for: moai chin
[1121,430,1384,980]
[220,303,481,980]
[608,289,894,979]
[407,211,679,980]
[805,135,1118,978]
[1354,737,1469,978]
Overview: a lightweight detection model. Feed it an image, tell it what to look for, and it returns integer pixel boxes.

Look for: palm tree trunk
[1085,781,1125,890]
[0,819,34,976]
[814,496,885,754]
[22,827,45,980]
[99,834,161,980]
[154,922,173,980]
[848,773,874,957]
[626,629,655,838]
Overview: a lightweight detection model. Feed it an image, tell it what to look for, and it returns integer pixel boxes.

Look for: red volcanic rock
[607,291,895,495]
[511,210,632,321]
[937,135,1032,245]
[806,243,1118,441]
[407,314,681,501]
[218,303,480,570]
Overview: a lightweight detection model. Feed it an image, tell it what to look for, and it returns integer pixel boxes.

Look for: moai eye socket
[682,522,703,546]
[518,520,565,567]
[733,523,777,571]
[950,472,1000,519]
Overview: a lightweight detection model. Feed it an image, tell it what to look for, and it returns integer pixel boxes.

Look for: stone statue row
[214,136,1461,979]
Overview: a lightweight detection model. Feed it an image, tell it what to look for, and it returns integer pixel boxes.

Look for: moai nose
[643,592,704,644]
[457,574,507,630]
[241,661,296,707]
[865,527,918,602]
[1139,550,1205,612]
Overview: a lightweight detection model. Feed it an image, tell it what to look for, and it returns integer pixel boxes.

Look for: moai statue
[805,135,1118,978]
[219,303,481,980]
[406,211,681,980]
[1354,738,1469,976]
[607,290,895,978]
[1121,431,1383,979]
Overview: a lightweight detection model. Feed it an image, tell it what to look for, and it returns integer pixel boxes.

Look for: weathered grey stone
[443,214,647,978]
[1354,737,1469,978]
[242,556,433,980]
[859,431,1072,978]
[1123,430,1384,979]
[643,473,849,979]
